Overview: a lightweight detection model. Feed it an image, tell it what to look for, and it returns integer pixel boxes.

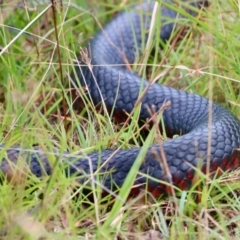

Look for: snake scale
[1,0,240,198]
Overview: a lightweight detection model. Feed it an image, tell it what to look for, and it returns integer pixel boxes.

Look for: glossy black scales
[1,0,240,197]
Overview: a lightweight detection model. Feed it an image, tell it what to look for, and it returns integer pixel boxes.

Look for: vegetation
[0,0,240,239]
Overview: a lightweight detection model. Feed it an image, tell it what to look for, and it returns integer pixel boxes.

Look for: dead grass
[0,0,240,239]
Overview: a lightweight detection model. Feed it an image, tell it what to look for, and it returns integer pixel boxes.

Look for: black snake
[1,0,240,197]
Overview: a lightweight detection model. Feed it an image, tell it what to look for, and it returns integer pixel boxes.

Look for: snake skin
[1,0,240,197]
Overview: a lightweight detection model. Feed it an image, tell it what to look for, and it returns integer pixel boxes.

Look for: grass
[0,0,240,239]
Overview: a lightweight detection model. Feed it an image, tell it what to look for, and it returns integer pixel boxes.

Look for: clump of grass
[0,0,240,239]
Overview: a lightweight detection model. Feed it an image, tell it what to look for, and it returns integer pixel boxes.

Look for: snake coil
[1,0,240,197]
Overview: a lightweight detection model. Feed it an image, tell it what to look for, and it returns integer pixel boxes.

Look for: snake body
[1,1,240,197]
